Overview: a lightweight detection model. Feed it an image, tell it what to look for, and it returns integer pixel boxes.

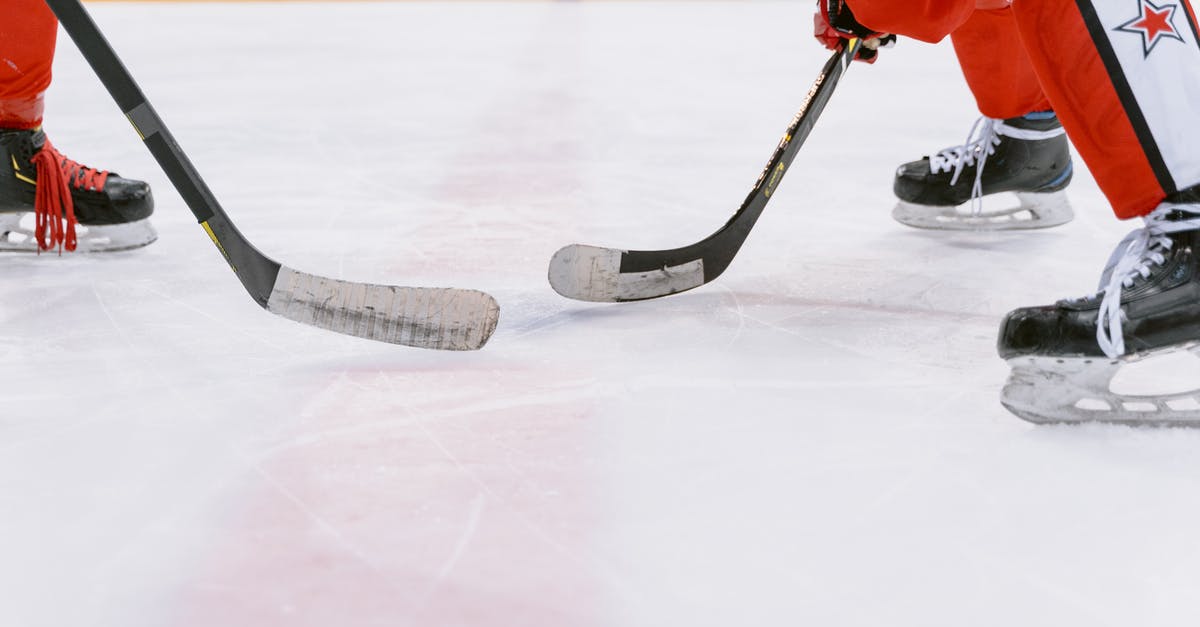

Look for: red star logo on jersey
[1115,0,1186,57]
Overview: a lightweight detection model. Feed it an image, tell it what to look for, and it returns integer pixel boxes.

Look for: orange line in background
[83,0,623,3]
[83,0,550,3]
[78,0,705,3]
[80,0,734,5]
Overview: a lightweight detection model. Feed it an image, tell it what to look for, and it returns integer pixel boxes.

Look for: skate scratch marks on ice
[138,281,292,352]
[248,460,396,586]
[410,493,487,616]
[714,284,749,347]
[386,377,637,602]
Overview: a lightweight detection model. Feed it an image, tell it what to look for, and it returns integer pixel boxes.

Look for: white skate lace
[929,116,1065,215]
[1096,203,1200,358]
[929,117,1002,215]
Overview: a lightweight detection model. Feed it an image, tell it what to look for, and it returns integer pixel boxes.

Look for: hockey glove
[814,0,897,64]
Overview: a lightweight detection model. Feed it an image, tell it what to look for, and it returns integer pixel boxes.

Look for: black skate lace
[1096,203,1200,357]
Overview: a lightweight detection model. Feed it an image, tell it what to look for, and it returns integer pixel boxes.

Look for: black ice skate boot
[0,127,156,252]
[892,111,1074,231]
[997,198,1200,426]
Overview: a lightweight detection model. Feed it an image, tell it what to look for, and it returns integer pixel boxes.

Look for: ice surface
[5,2,1200,626]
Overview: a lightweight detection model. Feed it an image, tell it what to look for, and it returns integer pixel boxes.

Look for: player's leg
[0,0,155,253]
[892,8,1075,230]
[996,0,1200,424]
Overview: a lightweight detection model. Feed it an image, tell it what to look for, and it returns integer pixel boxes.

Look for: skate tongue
[1097,229,1153,291]
[1096,203,1200,358]
[931,117,1000,181]
[930,117,1002,217]
[57,151,110,193]
[1097,228,1169,357]
[1149,204,1200,229]
[31,139,78,253]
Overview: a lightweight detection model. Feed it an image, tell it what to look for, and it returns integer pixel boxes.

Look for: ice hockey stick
[44,0,499,351]
[548,39,861,302]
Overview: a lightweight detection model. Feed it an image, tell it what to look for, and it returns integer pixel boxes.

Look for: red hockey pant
[849,0,1200,219]
[951,9,1050,119]
[0,0,57,129]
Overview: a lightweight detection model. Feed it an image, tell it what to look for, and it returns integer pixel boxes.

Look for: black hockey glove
[814,0,897,63]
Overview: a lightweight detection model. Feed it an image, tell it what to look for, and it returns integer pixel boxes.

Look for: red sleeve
[845,0,977,43]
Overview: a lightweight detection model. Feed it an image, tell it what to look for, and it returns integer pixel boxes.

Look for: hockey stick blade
[548,41,859,302]
[46,0,499,350]
[268,268,499,351]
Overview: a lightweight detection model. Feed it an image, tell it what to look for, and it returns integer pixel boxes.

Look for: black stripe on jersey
[1181,0,1200,52]
[1074,0,1177,194]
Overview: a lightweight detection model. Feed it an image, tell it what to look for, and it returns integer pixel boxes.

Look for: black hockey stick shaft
[548,39,860,302]
[44,0,279,303]
[639,39,860,277]
[44,0,500,350]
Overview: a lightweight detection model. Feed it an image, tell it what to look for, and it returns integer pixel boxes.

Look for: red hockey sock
[0,0,59,129]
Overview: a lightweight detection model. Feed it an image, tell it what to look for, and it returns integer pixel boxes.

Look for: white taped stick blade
[267,266,499,351]
[548,244,624,302]
[548,244,706,302]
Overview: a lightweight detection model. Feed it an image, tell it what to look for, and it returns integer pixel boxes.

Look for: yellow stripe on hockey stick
[201,220,236,272]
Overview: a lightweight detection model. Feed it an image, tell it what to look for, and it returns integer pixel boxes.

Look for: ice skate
[997,199,1200,426]
[0,127,155,252]
[893,112,1074,231]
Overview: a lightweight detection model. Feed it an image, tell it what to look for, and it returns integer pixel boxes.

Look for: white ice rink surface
[6,2,1200,625]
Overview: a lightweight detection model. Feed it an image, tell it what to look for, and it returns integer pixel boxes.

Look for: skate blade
[0,213,157,253]
[893,190,1074,232]
[1001,342,1200,426]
